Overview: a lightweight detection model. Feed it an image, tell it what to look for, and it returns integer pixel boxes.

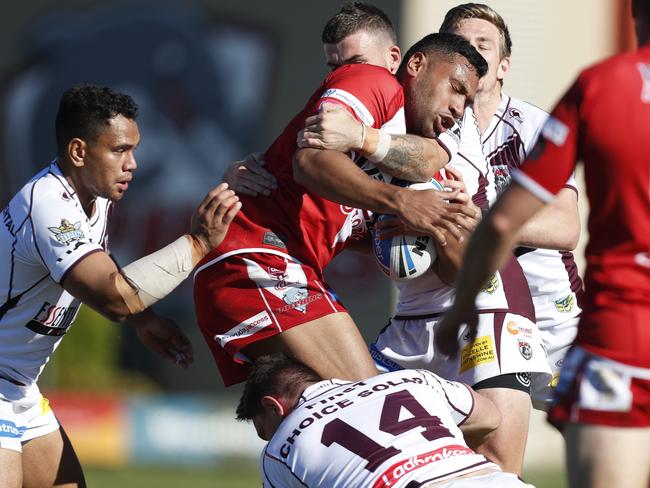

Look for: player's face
[81,115,140,203]
[453,18,509,95]
[323,30,399,74]
[402,53,479,138]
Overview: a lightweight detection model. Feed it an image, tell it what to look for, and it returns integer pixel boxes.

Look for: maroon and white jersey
[260,370,498,488]
[482,93,583,330]
[0,161,110,399]
[197,64,405,279]
[395,108,532,320]
[513,46,650,367]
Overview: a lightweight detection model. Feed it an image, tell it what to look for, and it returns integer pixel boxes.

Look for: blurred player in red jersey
[194,4,486,387]
[437,1,650,486]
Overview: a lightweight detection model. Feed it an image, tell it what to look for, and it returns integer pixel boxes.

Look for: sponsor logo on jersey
[460,336,495,373]
[554,294,574,313]
[262,231,287,249]
[506,321,533,337]
[26,302,79,336]
[320,88,374,126]
[2,208,16,235]
[214,310,273,348]
[480,274,499,294]
[518,340,533,360]
[375,445,473,488]
[541,116,569,146]
[48,219,84,245]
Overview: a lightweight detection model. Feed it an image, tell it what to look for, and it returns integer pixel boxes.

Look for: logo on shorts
[480,274,499,294]
[48,219,84,245]
[281,288,309,313]
[0,420,26,439]
[515,372,531,388]
[263,231,287,249]
[518,340,533,360]
[214,311,273,348]
[554,294,574,313]
[460,336,496,373]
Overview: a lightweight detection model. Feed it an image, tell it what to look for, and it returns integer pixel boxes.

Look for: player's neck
[60,162,97,218]
[473,87,502,135]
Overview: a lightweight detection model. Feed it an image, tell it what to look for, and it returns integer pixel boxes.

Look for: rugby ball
[371,178,444,281]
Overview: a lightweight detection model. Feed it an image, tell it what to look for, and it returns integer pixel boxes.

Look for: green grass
[84,463,566,488]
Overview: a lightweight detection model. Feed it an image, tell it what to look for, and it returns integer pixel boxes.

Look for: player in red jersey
[436,2,650,486]
[194,22,487,386]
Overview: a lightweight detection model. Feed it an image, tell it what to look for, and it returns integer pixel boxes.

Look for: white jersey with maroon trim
[260,370,498,488]
[0,161,109,399]
[394,108,530,319]
[481,93,583,330]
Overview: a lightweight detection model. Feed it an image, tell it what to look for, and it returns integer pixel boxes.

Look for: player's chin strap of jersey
[113,235,200,314]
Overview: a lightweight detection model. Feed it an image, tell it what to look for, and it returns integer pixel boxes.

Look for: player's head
[236,354,321,441]
[439,3,512,94]
[322,1,401,74]
[633,0,650,46]
[55,85,140,203]
[397,33,487,137]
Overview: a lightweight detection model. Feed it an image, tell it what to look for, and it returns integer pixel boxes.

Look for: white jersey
[481,94,583,330]
[260,370,499,488]
[395,108,533,321]
[0,161,110,399]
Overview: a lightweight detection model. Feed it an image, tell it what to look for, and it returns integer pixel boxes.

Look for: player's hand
[435,306,478,359]
[189,183,242,258]
[222,152,276,197]
[440,179,482,231]
[133,314,194,369]
[297,102,364,152]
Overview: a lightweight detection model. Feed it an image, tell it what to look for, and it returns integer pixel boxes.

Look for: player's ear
[388,45,401,74]
[261,395,286,417]
[68,138,86,168]
[497,56,510,83]
[406,52,426,77]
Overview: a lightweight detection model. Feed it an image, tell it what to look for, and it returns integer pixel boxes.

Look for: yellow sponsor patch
[460,335,496,373]
[40,396,52,415]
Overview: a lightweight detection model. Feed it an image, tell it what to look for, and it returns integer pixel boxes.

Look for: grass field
[85,463,567,487]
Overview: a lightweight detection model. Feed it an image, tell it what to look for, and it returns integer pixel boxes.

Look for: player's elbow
[292,148,315,187]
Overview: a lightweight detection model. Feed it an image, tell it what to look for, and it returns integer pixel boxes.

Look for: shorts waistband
[393,308,513,321]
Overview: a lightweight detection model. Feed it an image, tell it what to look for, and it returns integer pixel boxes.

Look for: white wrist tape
[368,129,391,163]
[436,122,462,160]
[119,235,195,309]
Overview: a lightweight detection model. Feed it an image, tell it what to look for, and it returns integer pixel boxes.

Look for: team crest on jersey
[480,274,499,294]
[554,294,574,313]
[48,219,84,245]
[263,231,287,249]
[508,107,524,122]
[518,340,533,360]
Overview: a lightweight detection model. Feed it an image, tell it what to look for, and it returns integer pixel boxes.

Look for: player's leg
[0,448,22,488]
[471,386,531,476]
[21,426,86,488]
[564,423,650,488]
[242,311,378,381]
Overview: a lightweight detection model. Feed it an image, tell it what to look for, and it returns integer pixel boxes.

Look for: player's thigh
[0,448,22,488]
[242,311,378,381]
[472,387,531,476]
[21,426,85,488]
[564,423,650,488]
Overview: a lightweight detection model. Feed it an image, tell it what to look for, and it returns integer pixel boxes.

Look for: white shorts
[429,471,535,487]
[530,315,579,410]
[372,311,551,389]
[0,391,59,452]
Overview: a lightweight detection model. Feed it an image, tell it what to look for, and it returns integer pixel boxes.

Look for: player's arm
[516,186,580,250]
[298,103,457,181]
[62,183,241,322]
[459,388,502,450]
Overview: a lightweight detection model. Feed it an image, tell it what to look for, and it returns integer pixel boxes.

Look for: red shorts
[548,346,650,428]
[193,250,347,386]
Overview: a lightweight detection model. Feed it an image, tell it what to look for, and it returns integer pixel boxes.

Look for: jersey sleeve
[260,449,303,488]
[317,64,405,132]
[28,188,103,283]
[420,370,474,425]
[511,78,582,202]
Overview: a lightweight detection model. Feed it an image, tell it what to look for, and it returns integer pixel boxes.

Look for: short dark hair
[55,84,139,157]
[236,354,321,421]
[397,32,488,79]
[322,1,396,44]
[633,0,650,18]
[439,3,512,59]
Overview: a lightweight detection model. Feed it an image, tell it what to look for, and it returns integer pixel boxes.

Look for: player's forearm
[362,127,450,182]
[433,230,469,285]
[293,148,407,215]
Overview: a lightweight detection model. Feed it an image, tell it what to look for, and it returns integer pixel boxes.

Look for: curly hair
[321,1,396,44]
[55,84,138,157]
[236,354,321,421]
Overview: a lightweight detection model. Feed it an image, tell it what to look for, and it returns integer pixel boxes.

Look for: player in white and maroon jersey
[0,85,238,487]
[194,28,484,387]
[438,2,650,486]
[237,355,535,488]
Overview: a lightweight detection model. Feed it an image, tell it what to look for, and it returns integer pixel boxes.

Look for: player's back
[261,370,497,488]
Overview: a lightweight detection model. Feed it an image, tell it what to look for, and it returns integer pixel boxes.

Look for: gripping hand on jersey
[131,310,194,369]
[297,102,363,152]
[435,305,479,359]
[222,152,277,197]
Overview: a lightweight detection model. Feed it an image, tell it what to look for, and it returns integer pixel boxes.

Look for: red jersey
[512,46,650,367]
[202,63,405,277]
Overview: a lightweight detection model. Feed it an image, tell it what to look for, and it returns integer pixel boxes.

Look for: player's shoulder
[501,94,548,129]
[8,165,58,212]
[325,63,401,92]
[578,47,650,88]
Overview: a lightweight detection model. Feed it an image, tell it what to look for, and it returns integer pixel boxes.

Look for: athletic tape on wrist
[359,123,366,152]
[119,235,195,309]
[368,129,391,163]
[436,123,461,160]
